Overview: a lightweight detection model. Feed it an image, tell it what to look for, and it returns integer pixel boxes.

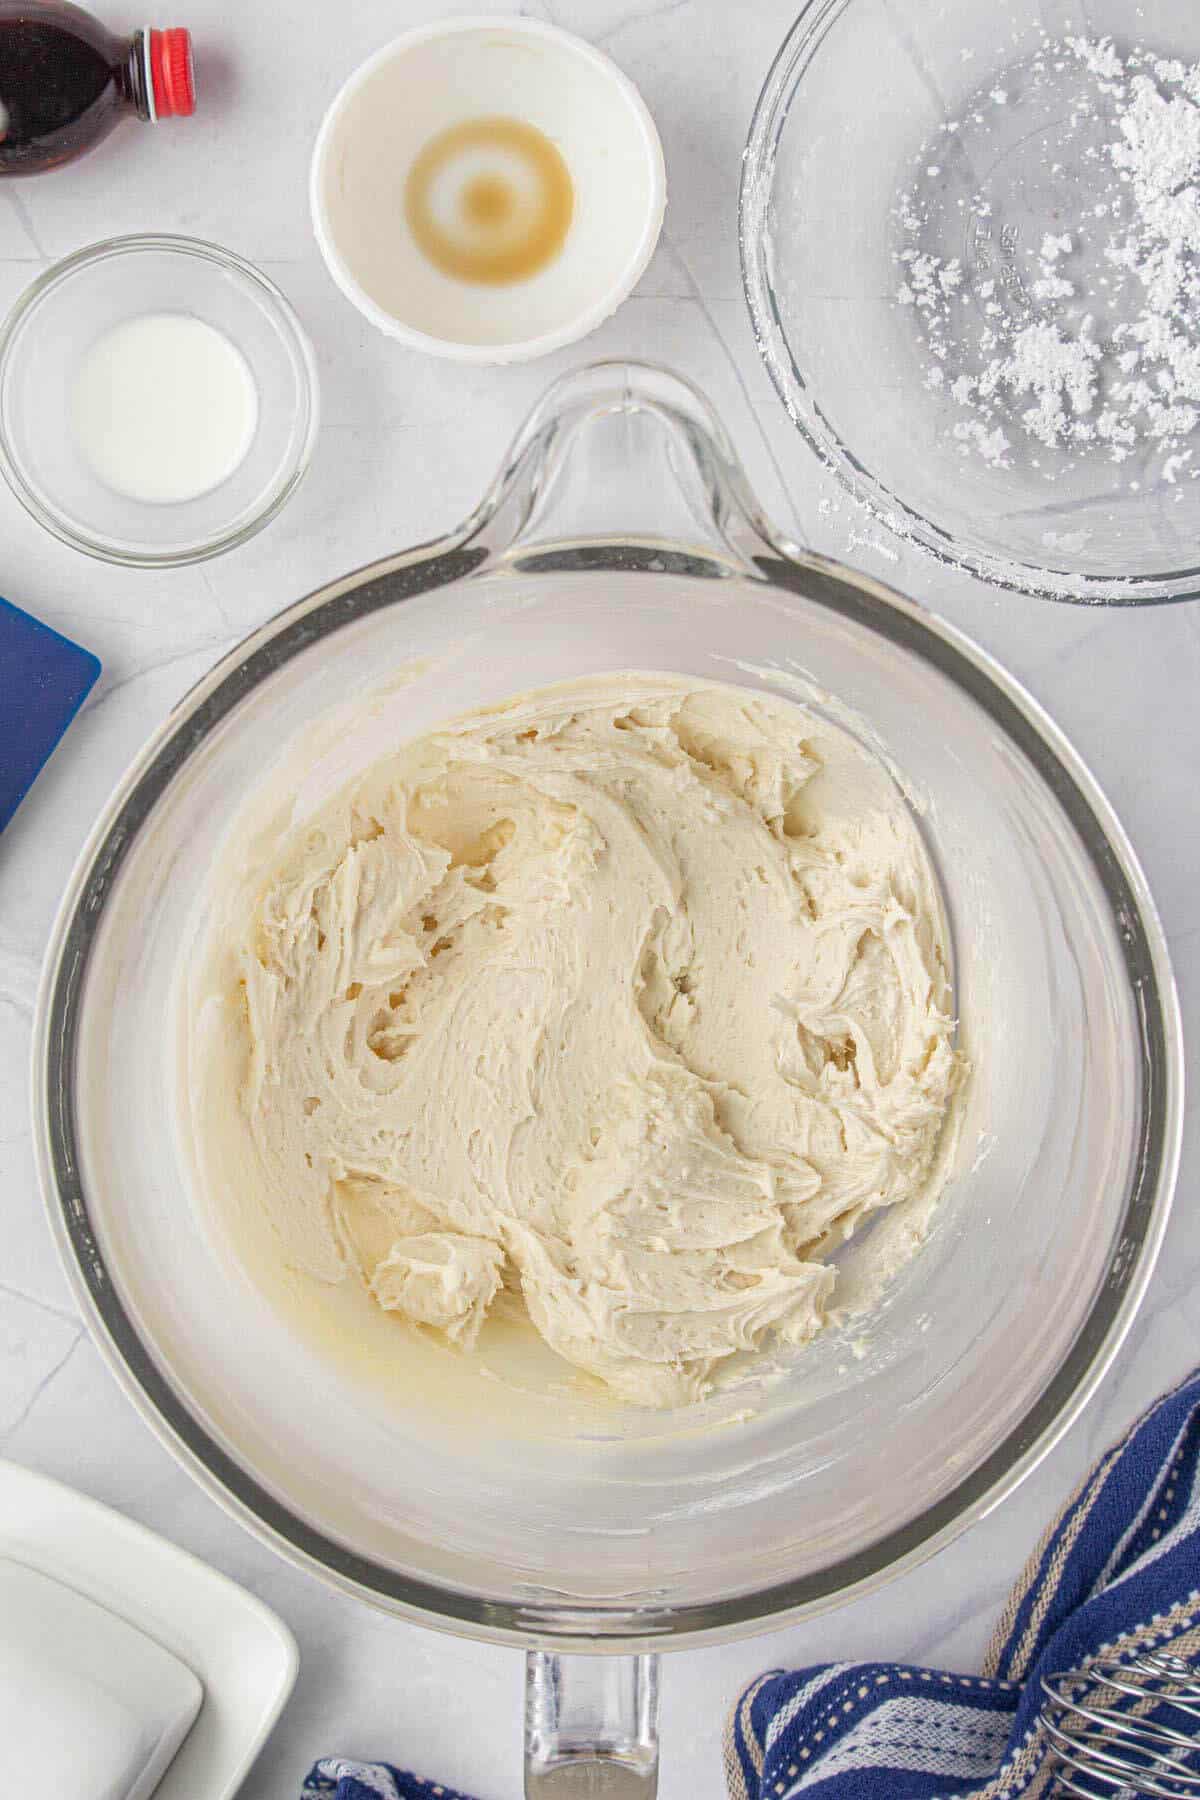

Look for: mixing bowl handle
[525,1649,659,1797]
[459,358,797,579]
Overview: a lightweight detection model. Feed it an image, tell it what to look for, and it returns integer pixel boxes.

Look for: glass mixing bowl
[741,0,1200,603]
[32,364,1181,1791]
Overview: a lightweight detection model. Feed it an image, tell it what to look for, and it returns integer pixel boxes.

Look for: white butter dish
[0,1459,299,1800]
[0,1558,202,1800]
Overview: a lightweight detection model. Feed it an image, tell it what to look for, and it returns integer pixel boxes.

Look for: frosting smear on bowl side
[191,675,963,1408]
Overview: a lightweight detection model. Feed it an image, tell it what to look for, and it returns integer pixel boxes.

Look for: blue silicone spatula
[0,597,101,833]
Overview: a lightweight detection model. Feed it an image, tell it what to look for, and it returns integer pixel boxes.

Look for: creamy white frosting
[189,675,963,1407]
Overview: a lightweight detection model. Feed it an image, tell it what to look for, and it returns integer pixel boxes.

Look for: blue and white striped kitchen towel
[301,1765,472,1799]
[727,1367,1200,1798]
[302,1368,1200,1800]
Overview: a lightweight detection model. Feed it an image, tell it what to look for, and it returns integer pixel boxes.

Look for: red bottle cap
[148,29,196,119]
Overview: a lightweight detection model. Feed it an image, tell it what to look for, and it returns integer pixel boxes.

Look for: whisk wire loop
[1039,1648,1200,1799]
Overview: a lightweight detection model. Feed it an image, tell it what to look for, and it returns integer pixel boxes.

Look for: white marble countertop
[2,3,1198,1796]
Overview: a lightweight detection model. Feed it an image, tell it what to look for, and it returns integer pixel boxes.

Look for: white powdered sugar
[894,37,1200,481]
[984,319,1100,447]
[952,418,1011,465]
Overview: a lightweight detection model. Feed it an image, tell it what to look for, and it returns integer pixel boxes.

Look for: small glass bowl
[0,235,319,567]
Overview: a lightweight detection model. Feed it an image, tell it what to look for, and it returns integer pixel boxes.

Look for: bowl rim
[29,361,1184,1651]
[0,233,321,568]
[308,14,667,364]
[738,0,1200,606]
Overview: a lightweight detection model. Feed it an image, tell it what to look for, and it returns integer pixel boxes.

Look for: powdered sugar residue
[894,37,1200,483]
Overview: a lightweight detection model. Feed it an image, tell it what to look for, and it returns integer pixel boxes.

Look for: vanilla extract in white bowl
[404,116,575,288]
[310,16,666,361]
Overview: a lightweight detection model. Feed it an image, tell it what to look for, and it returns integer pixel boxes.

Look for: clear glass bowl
[0,235,319,566]
[31,363,1181,1782]
[741,0,1200,603]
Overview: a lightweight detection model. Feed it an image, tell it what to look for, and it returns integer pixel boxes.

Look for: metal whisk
[1039,1650,1200,1797]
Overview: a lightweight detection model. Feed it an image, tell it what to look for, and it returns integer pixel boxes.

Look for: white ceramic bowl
[310,17,666,363]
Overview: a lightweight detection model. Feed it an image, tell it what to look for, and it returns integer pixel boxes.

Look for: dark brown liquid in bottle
[0,2,149,175]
